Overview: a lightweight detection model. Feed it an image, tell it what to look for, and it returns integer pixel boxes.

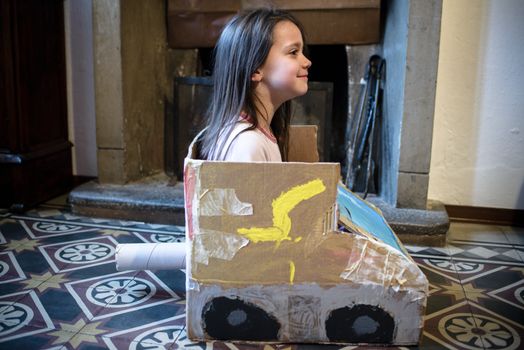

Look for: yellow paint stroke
[289,260,295,284]
[237,179,326,246]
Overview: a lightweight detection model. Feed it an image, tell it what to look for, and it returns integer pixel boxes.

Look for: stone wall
[381,0,442,209]
[92,0,196,184]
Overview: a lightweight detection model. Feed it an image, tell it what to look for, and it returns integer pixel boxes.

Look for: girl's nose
[303,56,312,69]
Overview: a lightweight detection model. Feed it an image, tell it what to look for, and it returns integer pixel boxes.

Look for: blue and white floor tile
[1,199,523,349]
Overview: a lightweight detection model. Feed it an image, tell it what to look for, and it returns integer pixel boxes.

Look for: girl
[199,8,311,162]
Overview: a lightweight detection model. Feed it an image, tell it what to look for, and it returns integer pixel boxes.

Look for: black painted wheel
[201,296,280,341]
[325,304,395,343]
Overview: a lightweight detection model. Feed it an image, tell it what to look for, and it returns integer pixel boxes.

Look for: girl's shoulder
[229,122,268,149]
[224,121,281,162]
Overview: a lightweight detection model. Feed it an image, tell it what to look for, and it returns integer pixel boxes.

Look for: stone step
[69,175,185,226]
[365,195,449,246]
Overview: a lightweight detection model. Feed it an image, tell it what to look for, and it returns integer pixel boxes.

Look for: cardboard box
[167,0,381,48]
[183,125,427,345]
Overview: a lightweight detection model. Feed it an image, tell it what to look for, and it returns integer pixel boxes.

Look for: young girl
[199,8,311,162]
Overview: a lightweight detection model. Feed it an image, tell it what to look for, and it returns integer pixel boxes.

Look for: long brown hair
[199,8,307,161]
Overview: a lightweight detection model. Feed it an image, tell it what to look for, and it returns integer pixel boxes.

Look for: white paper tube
[116,243,186,271]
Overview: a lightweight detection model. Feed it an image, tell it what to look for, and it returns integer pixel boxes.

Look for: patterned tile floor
[1,195,523,349]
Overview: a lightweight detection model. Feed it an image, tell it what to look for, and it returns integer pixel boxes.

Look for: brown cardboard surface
[192,227,426,290]
[288,125,319,162]
[192,161,340,285]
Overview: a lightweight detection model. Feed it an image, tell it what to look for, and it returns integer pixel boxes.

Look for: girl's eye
[290,50,298,56]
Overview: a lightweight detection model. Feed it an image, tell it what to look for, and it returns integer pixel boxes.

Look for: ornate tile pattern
[1,199,523,349]
[39,236,119,273]
[0,290,55,343]
[0,251,26,284]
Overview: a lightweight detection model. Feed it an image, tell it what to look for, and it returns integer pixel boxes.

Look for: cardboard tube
[115,243,186,271]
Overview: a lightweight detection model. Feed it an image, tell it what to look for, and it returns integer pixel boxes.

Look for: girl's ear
[251,69,263,82]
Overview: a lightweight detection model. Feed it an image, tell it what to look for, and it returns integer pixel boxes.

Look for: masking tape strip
[200,188,253,216]
[338,236,428,292]
[194,228,249,265]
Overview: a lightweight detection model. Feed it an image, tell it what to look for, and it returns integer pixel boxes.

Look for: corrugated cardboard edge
[184,129,206,295]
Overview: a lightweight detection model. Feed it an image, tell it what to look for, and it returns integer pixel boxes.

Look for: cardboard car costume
[184,126,428,345]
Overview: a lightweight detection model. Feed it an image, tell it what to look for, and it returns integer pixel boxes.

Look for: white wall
[65,0,98,177]
[429,0,524,209]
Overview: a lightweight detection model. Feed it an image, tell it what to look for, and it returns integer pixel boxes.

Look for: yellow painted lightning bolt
[237,179,326,247]
[289,260,295,284]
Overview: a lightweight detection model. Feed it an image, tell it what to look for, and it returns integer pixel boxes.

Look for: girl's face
[253,20,311,107]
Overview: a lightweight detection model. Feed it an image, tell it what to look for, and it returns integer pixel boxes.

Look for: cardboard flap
[288,125,319,163]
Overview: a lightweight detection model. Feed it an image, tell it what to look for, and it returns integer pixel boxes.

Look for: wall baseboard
[445,205,524,227]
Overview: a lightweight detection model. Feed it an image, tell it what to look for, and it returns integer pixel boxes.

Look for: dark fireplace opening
[307,45,348,164]
[167,45,349,180]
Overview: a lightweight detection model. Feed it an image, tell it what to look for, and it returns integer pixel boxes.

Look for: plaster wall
[428,0,524,209]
